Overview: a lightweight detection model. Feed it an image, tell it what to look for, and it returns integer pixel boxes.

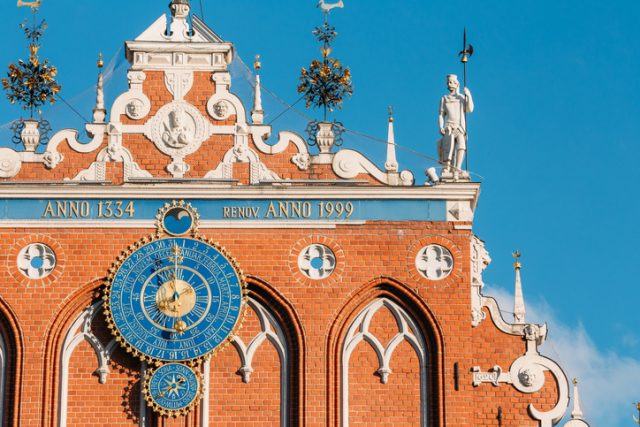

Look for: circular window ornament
[17,243,56,280]
[415,245,454,280]
[298,244,336,280]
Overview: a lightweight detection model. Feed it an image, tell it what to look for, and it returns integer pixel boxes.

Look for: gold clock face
[156,279,197,318]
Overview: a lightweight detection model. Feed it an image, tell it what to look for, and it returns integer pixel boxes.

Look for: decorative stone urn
[21,120,41,152]
[316,122,335,154]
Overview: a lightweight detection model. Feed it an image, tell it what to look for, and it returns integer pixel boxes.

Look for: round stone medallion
[415,244,454,280]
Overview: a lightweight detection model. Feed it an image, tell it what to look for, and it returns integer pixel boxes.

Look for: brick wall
[0,222,560,426]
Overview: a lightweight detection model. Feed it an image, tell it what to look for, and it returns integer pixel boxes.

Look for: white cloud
[486,286,640,427]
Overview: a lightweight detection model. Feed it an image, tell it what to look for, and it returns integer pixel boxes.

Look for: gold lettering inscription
[263,201,311,219]
[223,206,261,219]
[42,200,135,219]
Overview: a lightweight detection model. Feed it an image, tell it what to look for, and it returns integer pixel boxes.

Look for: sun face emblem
[161,375,186,398]
[144,363,203,417]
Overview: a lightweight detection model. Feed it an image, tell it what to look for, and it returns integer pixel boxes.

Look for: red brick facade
[0,3,575,426]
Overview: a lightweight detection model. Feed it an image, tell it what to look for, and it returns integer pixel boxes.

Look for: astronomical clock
[103,201,247,416]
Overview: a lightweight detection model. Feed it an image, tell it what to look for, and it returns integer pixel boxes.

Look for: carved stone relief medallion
[126,99,146,120]
[211,100,231,120]
[144,101,209,160]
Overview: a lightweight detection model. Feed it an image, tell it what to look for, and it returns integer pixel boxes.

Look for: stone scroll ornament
[104,201,248,417]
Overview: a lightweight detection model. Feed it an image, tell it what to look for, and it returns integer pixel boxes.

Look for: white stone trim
[200,361,210,426]
[200,298,289,426]
[231,299,289,426]
[341,298,428,427]
[0,328,5,423]
[0,182,480,200]
[58,301,147,427]
[333,149,414,186]
[0,220,364,229]
[472,353,570,427]
[470,235,491,327]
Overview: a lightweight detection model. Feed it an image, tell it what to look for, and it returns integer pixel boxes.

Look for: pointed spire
[252,55,264,125]
[385,106,398,172]
[93,53,106,124]
[571,378,585,419]
[513,250,526,324]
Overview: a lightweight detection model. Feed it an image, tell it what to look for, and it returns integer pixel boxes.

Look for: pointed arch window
[342,298,429,426]
[201,297,290,426]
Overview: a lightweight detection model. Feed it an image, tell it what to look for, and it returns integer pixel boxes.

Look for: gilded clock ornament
[143,363,203,417]
[104,201,247,364]
[156,200,200,236]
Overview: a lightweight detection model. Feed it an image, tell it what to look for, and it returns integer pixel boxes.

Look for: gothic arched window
[342,298,429,426]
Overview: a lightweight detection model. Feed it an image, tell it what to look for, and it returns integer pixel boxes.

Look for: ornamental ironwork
[305,120,344,147]
[298,19,353,121]
[2,8,61,118]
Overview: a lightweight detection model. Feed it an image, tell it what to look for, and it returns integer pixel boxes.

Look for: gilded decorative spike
[298,17,352,121]
[3,6,61,118]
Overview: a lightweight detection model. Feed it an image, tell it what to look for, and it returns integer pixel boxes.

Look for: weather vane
[17,0,41,10]
[318,0,344,16]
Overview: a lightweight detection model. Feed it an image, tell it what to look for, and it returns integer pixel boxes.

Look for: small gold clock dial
[156,279,196,318]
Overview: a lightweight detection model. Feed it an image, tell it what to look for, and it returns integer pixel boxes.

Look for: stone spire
[92,53,106,123]
[563,378,590,426]
[571,378,584,419]
[385,106,399,173]
[252,55,264,125]
[513,250,526,324]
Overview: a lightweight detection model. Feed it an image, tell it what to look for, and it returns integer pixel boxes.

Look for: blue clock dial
[107,237,245,362]
[144,363,201,415]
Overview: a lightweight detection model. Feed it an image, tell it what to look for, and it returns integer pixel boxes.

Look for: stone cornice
[0,182,480,203]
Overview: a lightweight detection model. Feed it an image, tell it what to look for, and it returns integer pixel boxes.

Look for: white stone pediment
[134,14,223,44]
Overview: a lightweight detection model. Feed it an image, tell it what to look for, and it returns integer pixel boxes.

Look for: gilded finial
[572,378,578,386]
[253,54,261,71]
[513,250,522,270]
[97,53,104,70]
[388,105,394,122]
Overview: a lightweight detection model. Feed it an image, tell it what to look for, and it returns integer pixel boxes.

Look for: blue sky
[1,1,639,425]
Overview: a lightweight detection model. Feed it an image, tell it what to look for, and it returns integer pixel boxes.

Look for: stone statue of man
[438,74,474,179]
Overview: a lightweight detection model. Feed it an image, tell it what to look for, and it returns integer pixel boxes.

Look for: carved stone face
[213,101,228,118]
[518,369,536,387]
[127,99,144,119]
[447,75,460,93]
[170,110,184,128]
